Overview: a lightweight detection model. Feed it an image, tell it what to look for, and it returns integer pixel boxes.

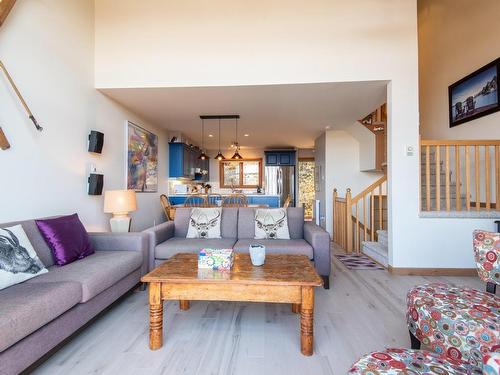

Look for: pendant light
[198,118,208,160]
[214,119,226,160]
[231,117,243,159]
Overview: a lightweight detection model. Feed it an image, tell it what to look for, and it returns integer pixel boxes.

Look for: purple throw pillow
[35,214,94,266]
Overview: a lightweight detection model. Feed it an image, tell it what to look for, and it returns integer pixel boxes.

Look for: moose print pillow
[254,208,290,240]
[186,208,222,239]
[0,225,48,290]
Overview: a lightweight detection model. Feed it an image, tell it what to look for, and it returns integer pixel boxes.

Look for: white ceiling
[100,81,387,149]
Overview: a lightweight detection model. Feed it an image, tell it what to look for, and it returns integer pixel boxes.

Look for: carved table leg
[292,303,301,314]
[149,282,163,350]
[179,300,190,310]
[300,286,314,356]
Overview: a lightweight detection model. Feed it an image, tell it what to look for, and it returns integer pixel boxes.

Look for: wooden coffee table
[141,253,323,356]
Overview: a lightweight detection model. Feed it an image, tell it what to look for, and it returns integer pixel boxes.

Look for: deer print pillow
[0,225,48,290]
[254,208,290,240]
[186,208,222,239]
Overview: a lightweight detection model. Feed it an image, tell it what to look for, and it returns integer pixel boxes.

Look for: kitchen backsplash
[168,180,264,195]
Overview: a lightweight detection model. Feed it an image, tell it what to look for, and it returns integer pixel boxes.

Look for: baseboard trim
[388,266,477,276]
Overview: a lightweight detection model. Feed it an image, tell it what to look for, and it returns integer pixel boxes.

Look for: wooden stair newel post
[346,188,353,253]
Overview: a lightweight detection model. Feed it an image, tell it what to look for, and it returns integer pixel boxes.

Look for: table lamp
[103,190,137,232]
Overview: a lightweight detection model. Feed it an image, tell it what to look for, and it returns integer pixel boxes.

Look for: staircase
[420,147,467,211]
[362,230,388,267]
[333,175,388,255]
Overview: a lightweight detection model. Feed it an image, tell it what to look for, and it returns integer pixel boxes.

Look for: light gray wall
[0,0,168,231]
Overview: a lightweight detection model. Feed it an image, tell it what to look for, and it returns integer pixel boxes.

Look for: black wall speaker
[88,131,104,153]
[88,173,104,195]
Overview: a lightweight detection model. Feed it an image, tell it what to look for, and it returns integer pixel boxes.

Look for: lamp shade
[103,190,137,214]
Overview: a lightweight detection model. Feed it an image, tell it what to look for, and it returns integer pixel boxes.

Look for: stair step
[362,241,388,267]
[376,230,388,247]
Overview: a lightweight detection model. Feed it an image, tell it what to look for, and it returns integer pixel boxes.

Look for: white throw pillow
[254,208,290,240]
[186,208,222,239]
[0,225,48,290]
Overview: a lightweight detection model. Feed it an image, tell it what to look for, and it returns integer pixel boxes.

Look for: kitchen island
[168,194,280,208]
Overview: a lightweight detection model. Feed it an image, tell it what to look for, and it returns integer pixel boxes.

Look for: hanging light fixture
[231,117,243,159]
[214,118,226,160]
[198,118,208,160]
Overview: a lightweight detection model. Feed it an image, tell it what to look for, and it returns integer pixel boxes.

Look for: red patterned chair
[406,230,500,368]
[348,348,482,374]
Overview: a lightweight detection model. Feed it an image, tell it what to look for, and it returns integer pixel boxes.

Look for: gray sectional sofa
[0,218,148,375]
[144,207,331,288]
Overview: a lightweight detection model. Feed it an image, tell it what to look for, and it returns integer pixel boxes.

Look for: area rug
[335,254,384,270]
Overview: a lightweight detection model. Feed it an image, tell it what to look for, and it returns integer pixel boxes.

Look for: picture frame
[449,58,499,127]
[126,121,158,192]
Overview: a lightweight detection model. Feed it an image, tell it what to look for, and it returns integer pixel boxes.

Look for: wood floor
[33,248,484,375]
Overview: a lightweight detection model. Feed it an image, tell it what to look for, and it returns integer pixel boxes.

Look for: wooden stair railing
[333,175,387,253]
[420,140,500,212]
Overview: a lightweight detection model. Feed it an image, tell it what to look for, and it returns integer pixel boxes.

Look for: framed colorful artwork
[126,121,158,192]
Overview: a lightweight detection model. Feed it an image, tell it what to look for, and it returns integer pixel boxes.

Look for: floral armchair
[405,229,500,368]
[473,230,500,294]
[349,229,500,374]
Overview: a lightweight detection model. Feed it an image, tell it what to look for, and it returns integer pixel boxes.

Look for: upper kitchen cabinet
[264,150,296,166]
[169,143,209,180]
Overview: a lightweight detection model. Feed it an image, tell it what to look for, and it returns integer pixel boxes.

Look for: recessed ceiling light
[244,134,249,137]
[208,134,213,137]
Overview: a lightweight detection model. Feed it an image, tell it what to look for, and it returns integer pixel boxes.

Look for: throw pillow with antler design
[0,225,48,290]
[186,208,222,239]
[254,208,290,240]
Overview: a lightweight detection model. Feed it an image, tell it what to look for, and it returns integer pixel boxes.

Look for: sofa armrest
[142,221,175,272]
[88,232,149,276]
[303,222,331,277]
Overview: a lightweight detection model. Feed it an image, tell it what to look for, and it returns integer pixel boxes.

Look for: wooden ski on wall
[0,0,16,27]
[0,0,16,149]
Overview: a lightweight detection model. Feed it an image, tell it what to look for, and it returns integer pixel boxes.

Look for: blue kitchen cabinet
[169,143,209,180]
[264,151,296,166]
[265,153,278,165]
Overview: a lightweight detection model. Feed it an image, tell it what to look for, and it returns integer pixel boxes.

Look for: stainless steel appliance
[265,166,295,207]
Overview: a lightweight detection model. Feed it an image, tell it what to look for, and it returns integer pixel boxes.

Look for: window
[220,159,263,188]
[298,158,315,219]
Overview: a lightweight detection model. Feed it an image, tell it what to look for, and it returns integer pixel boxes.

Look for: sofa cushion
[254,208,290,240]
[233,239,313,259]
[287,207,305,239]
[0,225,48,290]
[0,281,82,352]
[0,219,55,267]
[174,207,238,238]
[35,214,94,266]
[26,251,142,302]
[155,237,237,260]
[186,208,222,239]
[238,207,304,239]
